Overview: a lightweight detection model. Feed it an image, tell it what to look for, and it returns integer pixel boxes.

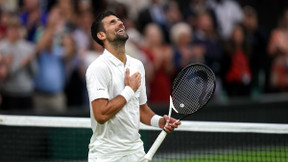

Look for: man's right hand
[124,68,141,92]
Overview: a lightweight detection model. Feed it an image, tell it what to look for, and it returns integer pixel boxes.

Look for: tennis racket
[144,63,216,160]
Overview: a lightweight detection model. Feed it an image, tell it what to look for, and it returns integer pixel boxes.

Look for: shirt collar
[103,49,129,67]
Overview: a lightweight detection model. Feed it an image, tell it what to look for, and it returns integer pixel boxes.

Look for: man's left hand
[159,115,181,133]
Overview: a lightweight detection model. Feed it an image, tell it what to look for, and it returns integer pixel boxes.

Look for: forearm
[140,103,156,126]
[92,95,127,124]
[92,86,135,124]
[62,35,76,60]
[37,27,53,51]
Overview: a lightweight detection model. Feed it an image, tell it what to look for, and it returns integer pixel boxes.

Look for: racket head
[171,63,216,115]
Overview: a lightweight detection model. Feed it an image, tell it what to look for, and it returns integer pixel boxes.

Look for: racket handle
[144,130,167,160]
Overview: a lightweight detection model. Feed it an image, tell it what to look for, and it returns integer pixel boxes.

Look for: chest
[107,62,141,98]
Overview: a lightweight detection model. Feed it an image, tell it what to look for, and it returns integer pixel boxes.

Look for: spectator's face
[231,26,244,44]
[198,14,213,32]
[178,31,191,45]
[243,15,257,31]
[80,12,93,31]
[144,24,163,45]
[24,0,39,11]
[7,26,21,42]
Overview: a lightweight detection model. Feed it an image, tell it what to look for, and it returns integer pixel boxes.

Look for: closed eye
[109,18,122,24]
[110,19,116,24]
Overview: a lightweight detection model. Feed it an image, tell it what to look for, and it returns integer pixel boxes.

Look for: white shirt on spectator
[207,0,243,39]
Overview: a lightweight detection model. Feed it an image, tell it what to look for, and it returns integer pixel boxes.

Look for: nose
[118,20,125,28]
[118,19,123,24]
[115,18,123,25]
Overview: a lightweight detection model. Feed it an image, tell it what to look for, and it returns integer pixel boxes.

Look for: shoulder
[127,55,144,68]
[127,54,142,63]
[86,55,109,76]
[127,55,145,75]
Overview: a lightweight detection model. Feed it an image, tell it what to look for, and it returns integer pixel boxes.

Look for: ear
[97,32,106,41]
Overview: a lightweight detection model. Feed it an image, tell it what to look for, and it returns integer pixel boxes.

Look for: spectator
[193,11,223,76]
[140,23,174,104]
[222,24,252,96]
[0,10,12,41]
[77,0,93,14]
[124,18,152,75]
[18,0,48,42]
[137,0,166,32]
[242,6,268,95]
[33,7,75,114]
[193,11,224,99]
[182,0,213,28]
[267,9,288,92]
[164,0,183,28]
[137,0,170,42]
[206,0,243,40]
[66,10,94,107]
[170,22,204,76]
[110,0,149,20]
[123,18,154,92]
[110,2,129,20]
[73,10,94,54]
[56,0,78,30]
[0,16,37,110]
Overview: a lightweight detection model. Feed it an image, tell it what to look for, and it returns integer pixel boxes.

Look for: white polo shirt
[85,49,147,159]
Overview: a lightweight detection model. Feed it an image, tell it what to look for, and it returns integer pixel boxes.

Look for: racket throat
[170,96,178,113]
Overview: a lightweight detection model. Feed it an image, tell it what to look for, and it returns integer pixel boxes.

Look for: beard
[108,31,129,47]
[110,24,129,45]
[114,31,129,42]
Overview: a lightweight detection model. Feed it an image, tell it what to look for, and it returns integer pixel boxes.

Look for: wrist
[151,115,162,128]
[120,86,135,102]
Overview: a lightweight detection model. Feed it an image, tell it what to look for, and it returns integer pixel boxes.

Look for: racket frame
[144,63,216,160]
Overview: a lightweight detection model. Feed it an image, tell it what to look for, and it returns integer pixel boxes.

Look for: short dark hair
[91,11,118,47]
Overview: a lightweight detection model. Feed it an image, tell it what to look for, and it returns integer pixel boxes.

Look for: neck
[105,42,126,64]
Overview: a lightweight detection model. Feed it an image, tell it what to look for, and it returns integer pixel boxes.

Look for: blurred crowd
[0,0,287,113]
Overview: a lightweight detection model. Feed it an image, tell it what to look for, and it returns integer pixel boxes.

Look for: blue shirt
[34,46,65,93]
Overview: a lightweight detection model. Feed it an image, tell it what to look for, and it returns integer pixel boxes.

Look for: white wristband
[120,86,135,102]
[151,115,162,128]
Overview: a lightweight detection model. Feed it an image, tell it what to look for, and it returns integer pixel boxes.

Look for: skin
[91,15,181,133]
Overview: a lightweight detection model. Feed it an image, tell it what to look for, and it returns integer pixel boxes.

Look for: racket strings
[171,65,215,115]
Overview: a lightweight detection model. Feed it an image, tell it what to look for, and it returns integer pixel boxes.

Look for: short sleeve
[138,61,147,105]
[86,62,110,102]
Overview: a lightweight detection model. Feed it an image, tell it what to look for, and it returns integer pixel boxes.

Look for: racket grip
[144,130,167,160]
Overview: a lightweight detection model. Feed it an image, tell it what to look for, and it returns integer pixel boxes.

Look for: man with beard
[86,11,181,162]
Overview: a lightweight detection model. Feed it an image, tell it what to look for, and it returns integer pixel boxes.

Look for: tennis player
[86,11,181,162]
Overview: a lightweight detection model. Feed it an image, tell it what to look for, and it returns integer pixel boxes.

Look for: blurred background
[0,0,287,123]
